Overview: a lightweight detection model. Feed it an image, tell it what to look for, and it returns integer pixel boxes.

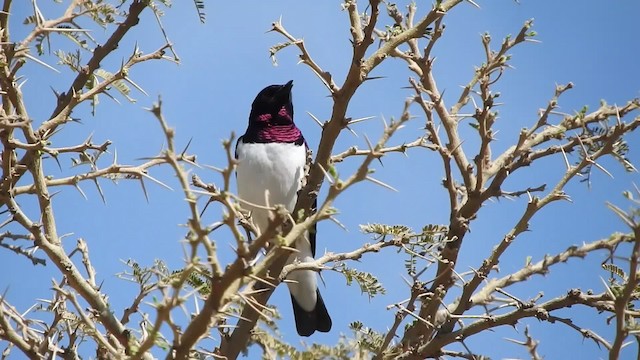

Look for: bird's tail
[290,289,332,337]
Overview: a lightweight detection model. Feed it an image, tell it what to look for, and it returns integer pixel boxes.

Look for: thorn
[140,172,173,191]
[22,53,60,73]
[318,270,327,288]
[52,154,62,171]
[380,114,389,129]
[74,184,88,200]
[182,156,201,169]
[559,145,571,171]
[181,138,193,156]
[203,164,225,173]
[470,94,479,110]
[199,198,214,218]
[347,115,376,126]
[135,155,165,162]
[363,76,386,82]
[93,179,106,204]
[124,76,149,97]
[17,78,28,90]
[599,276,615,299]
[591,160,614,179]
[345,125,359,138]
[317,164,335,185]
[614,104,622,126]
[306,111,324,128]
[248,274,276,288]
[84,132,95,146]
[0,217,14,229]
[366,176,398,192]
[139,178,150,203]
[363,133,375,153]
[328,216,347,232]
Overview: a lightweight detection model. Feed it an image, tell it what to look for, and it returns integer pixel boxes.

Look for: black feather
[291,289,332,336]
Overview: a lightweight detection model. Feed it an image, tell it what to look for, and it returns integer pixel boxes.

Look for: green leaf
[338,264,386,299]
[348,321,385,353]
[360,223,411,237]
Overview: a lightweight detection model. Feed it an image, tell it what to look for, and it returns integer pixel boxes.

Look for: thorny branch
[0,1,185,358]
[379,11,640,357]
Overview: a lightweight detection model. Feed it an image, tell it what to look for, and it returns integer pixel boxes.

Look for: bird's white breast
[236,141,306,233]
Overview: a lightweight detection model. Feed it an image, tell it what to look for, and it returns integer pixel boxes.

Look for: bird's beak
[282,80,293,93]
[277,80,294,102]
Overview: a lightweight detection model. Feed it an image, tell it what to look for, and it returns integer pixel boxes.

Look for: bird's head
[249,80,294,126]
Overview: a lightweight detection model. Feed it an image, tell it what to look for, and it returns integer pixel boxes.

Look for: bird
[235,80,332,337]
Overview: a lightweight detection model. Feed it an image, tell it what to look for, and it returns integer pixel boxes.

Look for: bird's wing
[303,141,318,258]
[234,135,243,160]
[310,197,317,257]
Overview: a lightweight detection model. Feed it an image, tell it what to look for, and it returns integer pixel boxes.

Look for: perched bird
[235,80,332,337]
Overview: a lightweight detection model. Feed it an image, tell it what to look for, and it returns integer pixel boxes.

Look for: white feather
[236,141,318,311]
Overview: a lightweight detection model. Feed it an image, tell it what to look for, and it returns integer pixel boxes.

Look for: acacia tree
[0,1,638,359]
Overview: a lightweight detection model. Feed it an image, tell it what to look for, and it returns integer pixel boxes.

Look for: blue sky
[2,1,640,358]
